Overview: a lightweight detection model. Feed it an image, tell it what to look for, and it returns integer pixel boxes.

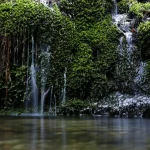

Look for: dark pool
[0,116,150,150]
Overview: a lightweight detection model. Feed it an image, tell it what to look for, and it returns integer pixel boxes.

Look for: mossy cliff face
[0,0,150,110]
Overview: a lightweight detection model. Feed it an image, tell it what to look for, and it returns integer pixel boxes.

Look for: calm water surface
[0,116,150,150]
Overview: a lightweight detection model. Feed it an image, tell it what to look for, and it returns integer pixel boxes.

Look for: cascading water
[54,94,57,116]
[113,0,117,16]
[26,39,51,114]
[109,0,150,112]
[62,68,67,104]
[40,46,51,114]
[118,36,124,55]
[125,32,133,59]
[31,36,38,112]
[49,86,53,113]
[135,62,146,84]
[134,62,146,94]
[25,38,30,110]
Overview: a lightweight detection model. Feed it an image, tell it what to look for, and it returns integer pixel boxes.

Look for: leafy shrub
[60,99,89,115]
[118,0,137,13]
[129,2,150,18]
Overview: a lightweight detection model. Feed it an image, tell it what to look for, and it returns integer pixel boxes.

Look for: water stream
[113,0,117,16]
[26,37,51,113]
[62,67,67,104]
[31,36,38,111]
[111,0,149,108]
[40,46,51,114]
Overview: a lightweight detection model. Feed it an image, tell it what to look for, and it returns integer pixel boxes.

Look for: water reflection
[40,117,44,150]
[0,117,150,150]
[61,119,67,150]
[31,118,37,150]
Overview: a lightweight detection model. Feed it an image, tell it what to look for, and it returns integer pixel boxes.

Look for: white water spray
[31,36,38,111]
[110,0,150,109]
[62,68,67,104]
[40,46,51,114]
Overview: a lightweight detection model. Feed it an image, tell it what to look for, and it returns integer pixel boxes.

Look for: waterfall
[26,38,51,114]
[40,46,51,114]
[124,32,133,60]
[135,62,146,84]
[41,88,50,114]
[107,1,150,111]
[25,37,30,110]
[118,36,124,55]
[54,94,57,116]
[62,68,67,104]
[134,62,146,94]
[31,36,38,112]
[113,0,117,16]
[49,86,53,114]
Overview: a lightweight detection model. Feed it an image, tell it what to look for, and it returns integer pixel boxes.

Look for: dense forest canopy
[0,0,150,114]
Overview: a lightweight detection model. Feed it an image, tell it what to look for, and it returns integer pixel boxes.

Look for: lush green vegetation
[118,0,137,13]
[0,0,150,114]
[129,2,150,18]
[0,0,75,108]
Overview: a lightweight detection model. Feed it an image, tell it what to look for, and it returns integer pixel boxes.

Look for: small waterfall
[135,62,146,84]
[113,0,117,16]
[31,36,38,111]
[115,14,146,95]
[25,38,30,110]
[62,68,67,104]
[31,65,38,109]
[49,86,53,113]
[109,1,150,111]
[124,32,133,60]
[40,46,51,114]
[26,39,51,114]
[116,36,124,75]
[134,62,146,93]
[54,94,57,116]
[118,36,124,55]
[41,88,50,114]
